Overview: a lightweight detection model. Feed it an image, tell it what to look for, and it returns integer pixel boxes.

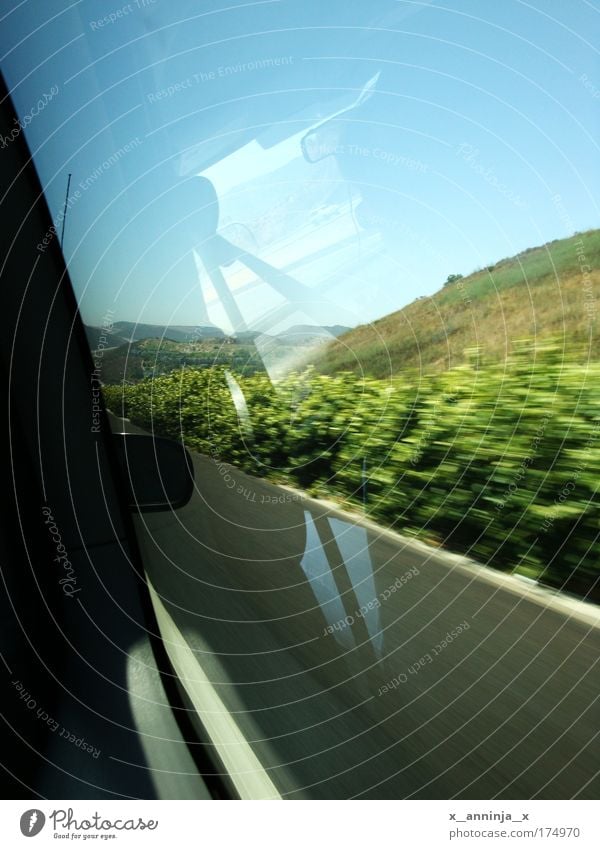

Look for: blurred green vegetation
[103,341,600,602]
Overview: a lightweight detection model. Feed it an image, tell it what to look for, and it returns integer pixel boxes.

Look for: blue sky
[1,0,598,332]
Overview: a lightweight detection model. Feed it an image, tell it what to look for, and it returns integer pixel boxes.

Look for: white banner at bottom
[0,800,597,848]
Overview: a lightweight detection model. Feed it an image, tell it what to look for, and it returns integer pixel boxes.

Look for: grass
[312,229,600,377]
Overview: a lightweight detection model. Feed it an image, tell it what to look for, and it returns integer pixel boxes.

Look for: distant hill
[86,321,349,351]
[84,325,129,350]
[284,324,350,337]
[311,229,600,377]
[95,336,263,383]
[85,321,225,349]
[234,325,349,344]
[274,324,350,344]
[94,323,350,383]
[110,322,225,343]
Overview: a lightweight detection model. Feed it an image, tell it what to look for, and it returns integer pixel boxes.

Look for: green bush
[102,344,600,601]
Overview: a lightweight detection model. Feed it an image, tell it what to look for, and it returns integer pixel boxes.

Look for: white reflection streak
[300,511,356,650]
[224,370,253,439]
[328,518,383,657]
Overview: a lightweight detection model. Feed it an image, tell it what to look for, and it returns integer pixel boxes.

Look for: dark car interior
[0,73,232,799]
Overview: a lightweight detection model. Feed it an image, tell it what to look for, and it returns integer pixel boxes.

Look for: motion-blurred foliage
[103,342,599,601]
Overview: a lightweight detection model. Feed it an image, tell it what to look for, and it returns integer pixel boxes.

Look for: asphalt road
[112,414,600,799]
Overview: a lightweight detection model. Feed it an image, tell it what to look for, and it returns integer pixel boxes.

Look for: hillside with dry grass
[312,229,599,377]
